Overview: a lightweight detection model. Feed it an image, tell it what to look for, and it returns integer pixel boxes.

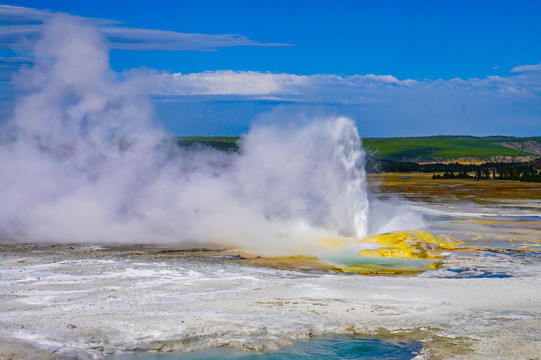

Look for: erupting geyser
[0,14,455,261]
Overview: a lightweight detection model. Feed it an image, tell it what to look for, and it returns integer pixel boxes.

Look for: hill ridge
[175,135,541,163]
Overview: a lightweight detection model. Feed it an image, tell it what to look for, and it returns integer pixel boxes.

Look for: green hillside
[176,136,240,152]
[176,135,541,162]
[362,136,541,161]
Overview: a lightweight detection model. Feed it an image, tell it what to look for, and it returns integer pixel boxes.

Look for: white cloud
[0,5,54,24]
[157,71,403,98]
[158,71,310,95]
[0,5,289,51]
[154,70,540,104]
[102,28,288,51]
[511,62,541,73]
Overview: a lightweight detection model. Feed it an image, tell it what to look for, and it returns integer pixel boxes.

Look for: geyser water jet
[0,14,421,256]
[235,117,369,240]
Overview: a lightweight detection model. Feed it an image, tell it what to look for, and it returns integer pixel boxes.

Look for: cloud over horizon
[154,69,541,105]
[153,69,541,137]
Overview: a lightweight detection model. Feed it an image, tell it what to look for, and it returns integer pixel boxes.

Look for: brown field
[369,172,541,202]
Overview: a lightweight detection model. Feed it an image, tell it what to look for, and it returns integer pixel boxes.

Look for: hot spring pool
[112,336,422,360]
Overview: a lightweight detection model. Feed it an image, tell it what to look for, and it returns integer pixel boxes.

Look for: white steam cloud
[0,15,422,255]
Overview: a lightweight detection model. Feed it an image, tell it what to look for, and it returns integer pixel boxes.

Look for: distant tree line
[431,169,541,182]
[376,158,541,183]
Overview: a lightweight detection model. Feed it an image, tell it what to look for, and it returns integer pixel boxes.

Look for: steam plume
[0,15,421,255]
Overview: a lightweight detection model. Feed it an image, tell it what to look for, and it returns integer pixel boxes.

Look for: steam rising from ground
[0,15,422,255]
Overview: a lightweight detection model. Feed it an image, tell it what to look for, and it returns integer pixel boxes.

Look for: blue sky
[1,0,541,136]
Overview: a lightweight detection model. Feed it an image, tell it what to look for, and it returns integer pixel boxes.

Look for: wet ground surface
[0,242,540,360]
[369,173,541,251]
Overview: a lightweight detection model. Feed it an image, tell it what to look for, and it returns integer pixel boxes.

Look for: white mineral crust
[0,250,540,359]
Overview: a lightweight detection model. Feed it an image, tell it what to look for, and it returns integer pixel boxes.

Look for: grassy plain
[363,136,540,160]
